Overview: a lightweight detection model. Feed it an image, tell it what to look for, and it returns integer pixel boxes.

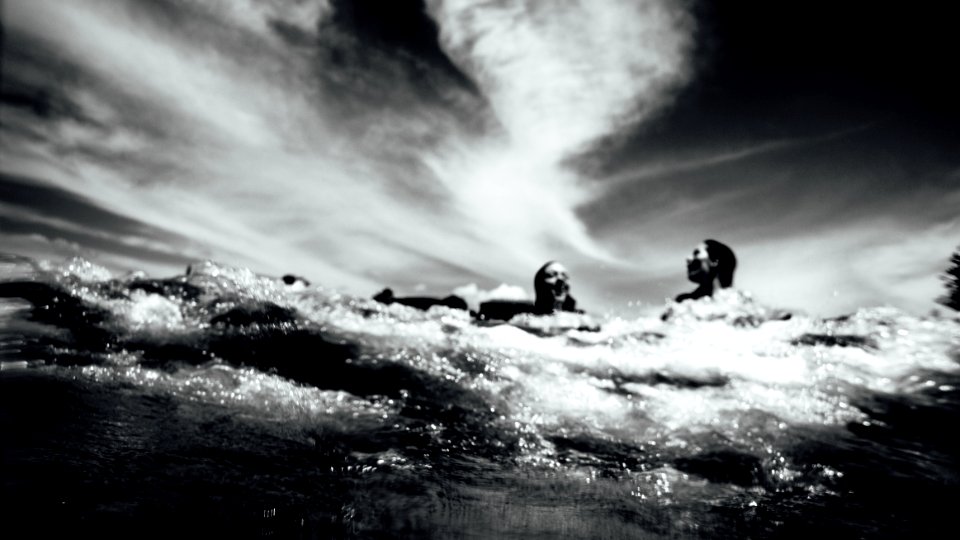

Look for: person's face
[541,263,570,303]
[686,243,714,284]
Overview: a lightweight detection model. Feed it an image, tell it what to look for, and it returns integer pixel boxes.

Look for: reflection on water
[1,256,958,538]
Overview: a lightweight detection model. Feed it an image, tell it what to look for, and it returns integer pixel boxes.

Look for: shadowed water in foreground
[1,254,958,539]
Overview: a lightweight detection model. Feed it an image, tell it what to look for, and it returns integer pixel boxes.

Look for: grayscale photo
[1,0,958,538]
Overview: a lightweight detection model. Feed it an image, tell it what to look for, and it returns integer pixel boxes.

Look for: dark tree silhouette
[937,246,960,311]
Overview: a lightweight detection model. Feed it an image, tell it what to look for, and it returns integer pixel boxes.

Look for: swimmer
[478,261,582,320]
[282,274,311,287]
[533,261,580,314]
[675,239,736,302]
[373,288,468,311]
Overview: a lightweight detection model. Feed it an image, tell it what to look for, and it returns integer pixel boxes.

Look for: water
[1,254,958,539]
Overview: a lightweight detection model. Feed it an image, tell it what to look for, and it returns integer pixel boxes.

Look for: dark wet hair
[704,239,736,288]
[282,274,310,286]
[533,261,559,289]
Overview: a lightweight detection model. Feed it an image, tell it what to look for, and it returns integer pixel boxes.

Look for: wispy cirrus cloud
[6,1,954,316]
[2,0,697,297]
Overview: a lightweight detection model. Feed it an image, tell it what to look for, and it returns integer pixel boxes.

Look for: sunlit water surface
[1,255,958,539]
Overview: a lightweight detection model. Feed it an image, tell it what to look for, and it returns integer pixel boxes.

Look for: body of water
[2,254,958,538]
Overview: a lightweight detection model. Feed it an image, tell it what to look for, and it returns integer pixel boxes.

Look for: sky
[1,0,958,317]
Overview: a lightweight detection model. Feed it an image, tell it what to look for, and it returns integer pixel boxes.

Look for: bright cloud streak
[3,0,697,298]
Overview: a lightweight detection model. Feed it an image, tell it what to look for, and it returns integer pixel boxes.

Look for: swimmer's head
[686,239,736,288]
[534,261,570,311]
[282,274,311,288]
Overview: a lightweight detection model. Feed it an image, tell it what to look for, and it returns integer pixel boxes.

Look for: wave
[2,254,958,493]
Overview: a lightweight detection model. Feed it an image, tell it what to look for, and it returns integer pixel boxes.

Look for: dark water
[1,255,958,539]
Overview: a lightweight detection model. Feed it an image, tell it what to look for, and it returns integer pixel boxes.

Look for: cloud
[4,1,955,318]
[427,0,695,157]
[3,0,698,299]
[596,121,883,192]
[731,219,960,315]
[198,0,330,38]
[452,282,529,312]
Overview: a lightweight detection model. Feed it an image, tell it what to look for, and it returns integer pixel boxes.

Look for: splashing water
[1,255,958,538]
